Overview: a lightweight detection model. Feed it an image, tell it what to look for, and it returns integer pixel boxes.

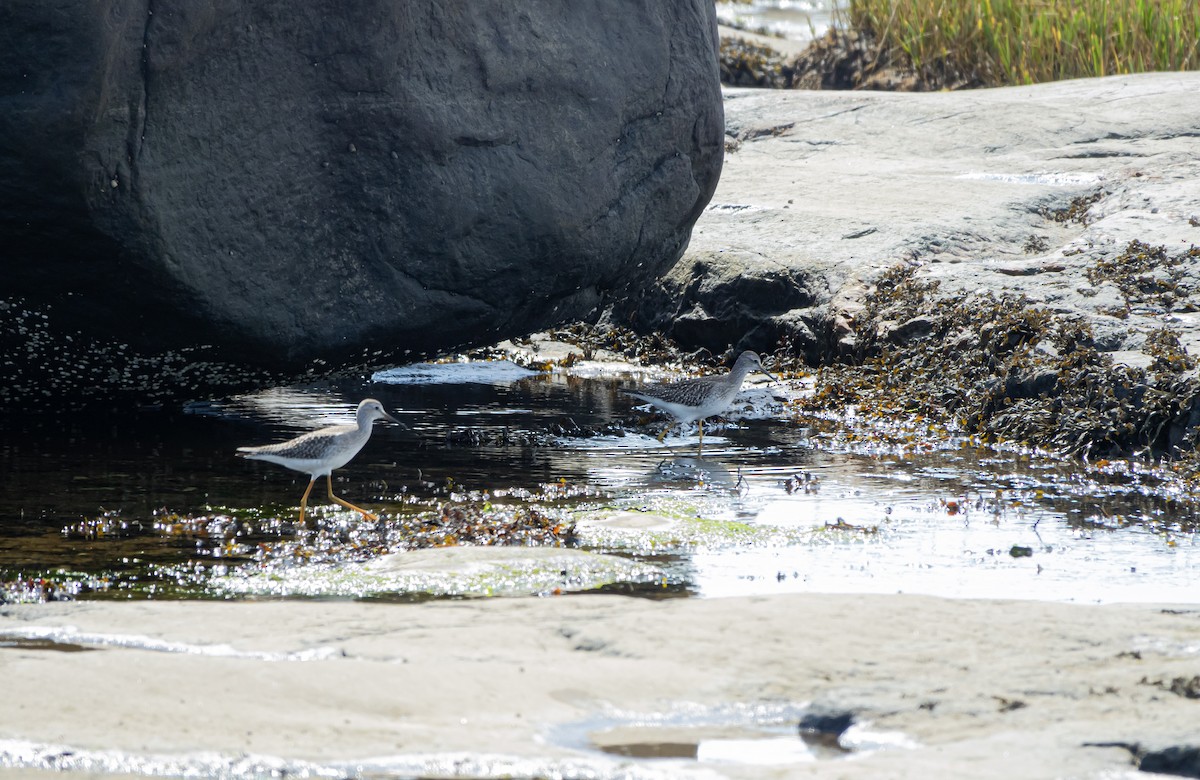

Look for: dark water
[1,360,1198,604]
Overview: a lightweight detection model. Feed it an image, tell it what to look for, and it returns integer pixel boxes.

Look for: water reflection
[0,360,1198,604]
[715,0,842,43]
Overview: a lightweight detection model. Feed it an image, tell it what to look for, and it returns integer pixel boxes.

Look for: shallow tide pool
[1,358,1197,605]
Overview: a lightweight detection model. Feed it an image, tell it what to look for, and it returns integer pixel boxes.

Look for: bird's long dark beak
[383,410,407,428]
[760,366,780,384]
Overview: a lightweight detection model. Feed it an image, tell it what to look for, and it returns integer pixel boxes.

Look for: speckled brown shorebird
[236,398,402,522]
[623,350,778,455]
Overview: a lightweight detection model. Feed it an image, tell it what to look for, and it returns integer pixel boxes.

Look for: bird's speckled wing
[237,424,356,461]
[624,375,723,409]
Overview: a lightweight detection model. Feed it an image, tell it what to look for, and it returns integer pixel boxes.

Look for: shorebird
[623,350,778,455]
[236,398,402,522]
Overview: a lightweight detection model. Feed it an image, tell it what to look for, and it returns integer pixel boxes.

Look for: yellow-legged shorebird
[623,350,778,455]
[236,398,402,522]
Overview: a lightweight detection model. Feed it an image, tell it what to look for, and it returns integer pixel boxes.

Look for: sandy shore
[3,593,1199,778]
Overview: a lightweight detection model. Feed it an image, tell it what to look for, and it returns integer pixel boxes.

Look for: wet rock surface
[0,1,723,406]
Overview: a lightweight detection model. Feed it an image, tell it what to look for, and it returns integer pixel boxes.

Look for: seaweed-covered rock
[720,36,793,88]
[0,0,723,406]
[788,28,922,91]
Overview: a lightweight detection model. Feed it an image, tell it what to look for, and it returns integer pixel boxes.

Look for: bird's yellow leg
[298,478,316,523]
[327,474,379,521]
[657,426,671,442]
[697,419,704,457]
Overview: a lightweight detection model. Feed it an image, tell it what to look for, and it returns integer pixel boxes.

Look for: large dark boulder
[0,1,722,408]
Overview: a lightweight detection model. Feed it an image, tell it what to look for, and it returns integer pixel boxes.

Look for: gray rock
[797,706,855,737]
[1139,744,1200,778]
[0,0,723,405]
[628,248,826,357]
[623,73,1200,367]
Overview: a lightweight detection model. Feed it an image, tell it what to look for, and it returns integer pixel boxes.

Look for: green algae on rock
[210,546,663,599]
[574,503,874,554]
